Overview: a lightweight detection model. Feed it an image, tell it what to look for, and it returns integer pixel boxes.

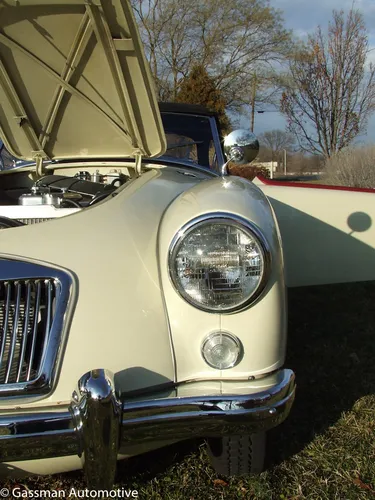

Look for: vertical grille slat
[45,280,53,338]
[27,280,42,383]
[40,280,54,366]
[16,281,32,383]
[4,282,22,384]
[0,283,11,376]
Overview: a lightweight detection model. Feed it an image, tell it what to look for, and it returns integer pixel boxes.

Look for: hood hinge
[32,151,48,178]
[133,150,143,177]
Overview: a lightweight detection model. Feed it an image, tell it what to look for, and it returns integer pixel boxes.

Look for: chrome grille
[0,279,60,384]
[17,218,52,225]
[0,260,72,399]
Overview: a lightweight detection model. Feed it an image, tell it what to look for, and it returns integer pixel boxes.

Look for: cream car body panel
[0,0,297,485]
[0,167,201,408]
[255,177,375,287]
[159,176,287,381]
[0,170,286,408]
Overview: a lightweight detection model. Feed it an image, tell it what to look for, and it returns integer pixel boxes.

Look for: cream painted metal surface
[159,177,287,382]
[0,169,286,407]
[0,158,294,479]
[0,169,183,407]
[258,182,375,287]
[0,0,166,162]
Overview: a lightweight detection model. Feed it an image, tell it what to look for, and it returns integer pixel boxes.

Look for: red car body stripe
[256,175,375,194]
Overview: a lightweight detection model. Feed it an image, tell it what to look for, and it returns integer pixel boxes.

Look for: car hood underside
[0,0,166,164]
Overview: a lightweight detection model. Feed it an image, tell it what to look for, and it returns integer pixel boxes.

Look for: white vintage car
[0,0,373,490]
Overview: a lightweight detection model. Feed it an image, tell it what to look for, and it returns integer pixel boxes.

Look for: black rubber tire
[207,432,266,476]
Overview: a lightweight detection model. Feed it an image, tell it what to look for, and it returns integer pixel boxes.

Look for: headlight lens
[202,332,242,369]
[169,215,269,312]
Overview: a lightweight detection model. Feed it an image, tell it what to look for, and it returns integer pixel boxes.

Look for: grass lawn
[3,282,375,499]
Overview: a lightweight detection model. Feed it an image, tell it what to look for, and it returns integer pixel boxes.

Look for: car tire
[207,432,266,476]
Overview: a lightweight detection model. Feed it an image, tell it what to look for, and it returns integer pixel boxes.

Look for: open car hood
[0,0,166,164]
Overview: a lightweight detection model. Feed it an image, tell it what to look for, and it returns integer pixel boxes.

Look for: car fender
[158,175,287,382]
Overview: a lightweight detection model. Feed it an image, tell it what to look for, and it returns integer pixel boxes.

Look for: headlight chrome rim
[168,213,272,313]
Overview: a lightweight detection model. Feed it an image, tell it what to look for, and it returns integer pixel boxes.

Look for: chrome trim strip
[0,409,78,461]
[120,369,295,444]
[168,213,272,314]
[0,368,295,488]
[0,369,295,462]
[0,259,73,399]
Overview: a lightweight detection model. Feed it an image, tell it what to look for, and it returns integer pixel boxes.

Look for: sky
[250,0,375,142]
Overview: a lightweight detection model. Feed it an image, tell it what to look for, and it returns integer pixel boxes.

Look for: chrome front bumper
[0,369,295,488]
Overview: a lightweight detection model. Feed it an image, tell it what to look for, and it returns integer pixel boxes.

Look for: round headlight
[202,332,242,369]
[169,214,270,312]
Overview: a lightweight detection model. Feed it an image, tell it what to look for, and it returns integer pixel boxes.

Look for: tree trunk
[250,72,257,133]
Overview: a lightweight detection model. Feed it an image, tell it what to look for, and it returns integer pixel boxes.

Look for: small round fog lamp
[202,332,242,369]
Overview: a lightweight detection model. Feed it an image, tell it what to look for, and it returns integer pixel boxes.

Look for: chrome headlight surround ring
[168,212,272,314]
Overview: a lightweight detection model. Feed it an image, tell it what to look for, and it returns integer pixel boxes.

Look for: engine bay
[0,169,130,228]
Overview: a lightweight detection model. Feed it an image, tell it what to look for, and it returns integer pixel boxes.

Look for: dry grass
[3,282,375,499]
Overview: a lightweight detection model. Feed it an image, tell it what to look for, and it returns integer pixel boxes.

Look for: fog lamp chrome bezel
[201,331,243,369]
[168,212,271,313]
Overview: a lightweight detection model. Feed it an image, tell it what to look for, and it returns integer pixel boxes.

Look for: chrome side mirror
[224,129,259,164]
[220,129,259,176]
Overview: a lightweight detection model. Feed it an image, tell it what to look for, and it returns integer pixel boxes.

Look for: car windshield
[0,111,220,171]
[159,112,218,169]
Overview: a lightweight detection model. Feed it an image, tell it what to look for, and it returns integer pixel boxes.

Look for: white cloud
[275,0,375,62]
[275,0,375,36]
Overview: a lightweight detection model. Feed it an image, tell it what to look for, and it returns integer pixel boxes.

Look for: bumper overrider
[0,369,295,488]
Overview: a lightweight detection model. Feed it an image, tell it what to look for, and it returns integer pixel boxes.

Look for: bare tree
[258,129,295,166]
[256,145,273,162]
[248,65,293,132]
[132,0,291,106]
[249,71,277,132]
[131,0,197,100]
[281,9,375,158]
[287,151,324,175]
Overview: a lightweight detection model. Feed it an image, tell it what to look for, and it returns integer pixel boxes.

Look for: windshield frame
[158,111,225,174]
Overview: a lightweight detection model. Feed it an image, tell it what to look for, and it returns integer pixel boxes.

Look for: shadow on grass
[116,439,202,483]
[109,282,375,490]
[118,281,375,483]
[268,281,375,466]
[111,280,375,486]
[46,280,375,490]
